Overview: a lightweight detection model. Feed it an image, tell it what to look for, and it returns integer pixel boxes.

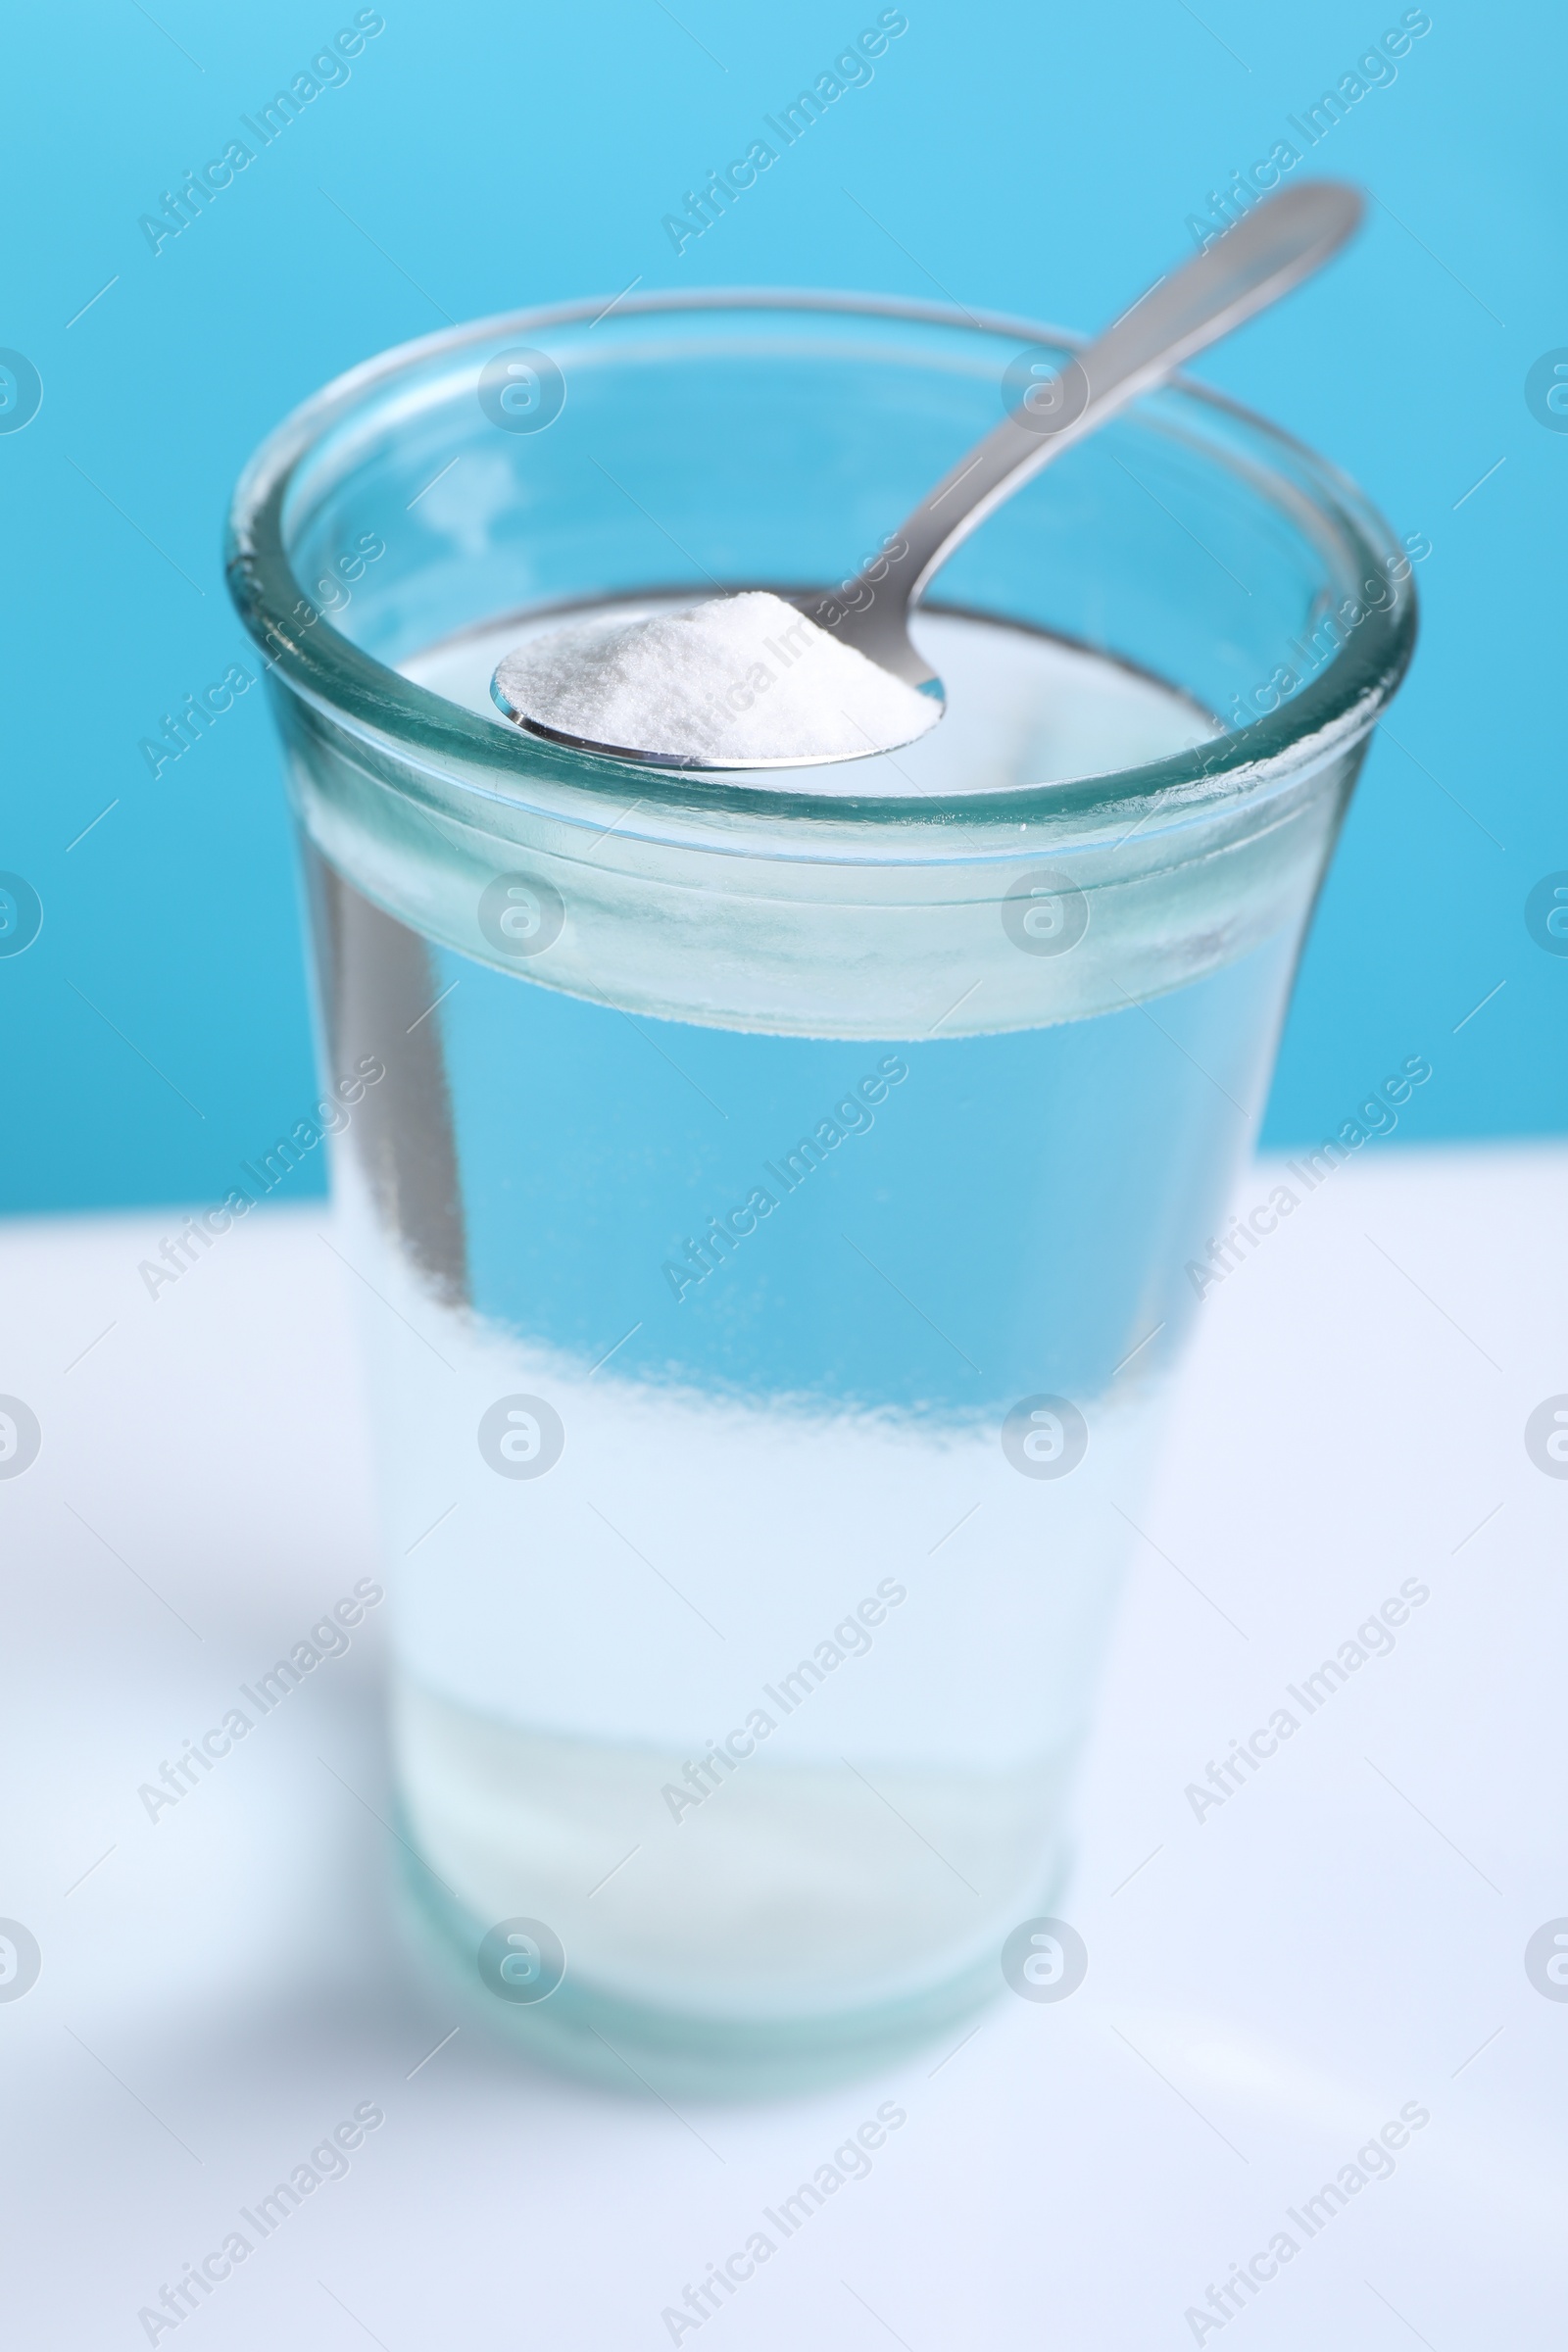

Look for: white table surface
[2,1143,1564,2349]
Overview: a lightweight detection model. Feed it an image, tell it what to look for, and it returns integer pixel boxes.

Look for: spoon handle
[820,179,1364,684]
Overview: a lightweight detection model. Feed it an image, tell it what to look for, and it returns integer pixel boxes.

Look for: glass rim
[224,284,1419,833]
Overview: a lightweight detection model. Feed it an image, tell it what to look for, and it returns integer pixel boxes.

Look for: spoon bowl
[490,587,947,770]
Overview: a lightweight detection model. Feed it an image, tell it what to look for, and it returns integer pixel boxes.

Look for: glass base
[393,1822,1063,2103]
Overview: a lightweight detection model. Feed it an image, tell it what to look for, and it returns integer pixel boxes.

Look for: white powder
[491,590,942,766]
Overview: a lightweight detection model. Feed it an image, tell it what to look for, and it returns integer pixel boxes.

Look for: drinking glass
[226,292,1415,2095]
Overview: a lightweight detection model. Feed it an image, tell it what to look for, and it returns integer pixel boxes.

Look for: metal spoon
[493,179,1363,769]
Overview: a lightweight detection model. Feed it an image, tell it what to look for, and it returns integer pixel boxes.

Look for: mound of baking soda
[491,590,941,766]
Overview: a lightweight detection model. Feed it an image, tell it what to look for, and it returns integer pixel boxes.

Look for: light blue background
[1,0,1559,1215]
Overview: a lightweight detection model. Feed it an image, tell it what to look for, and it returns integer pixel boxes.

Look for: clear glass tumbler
[226,292,1415,2095]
